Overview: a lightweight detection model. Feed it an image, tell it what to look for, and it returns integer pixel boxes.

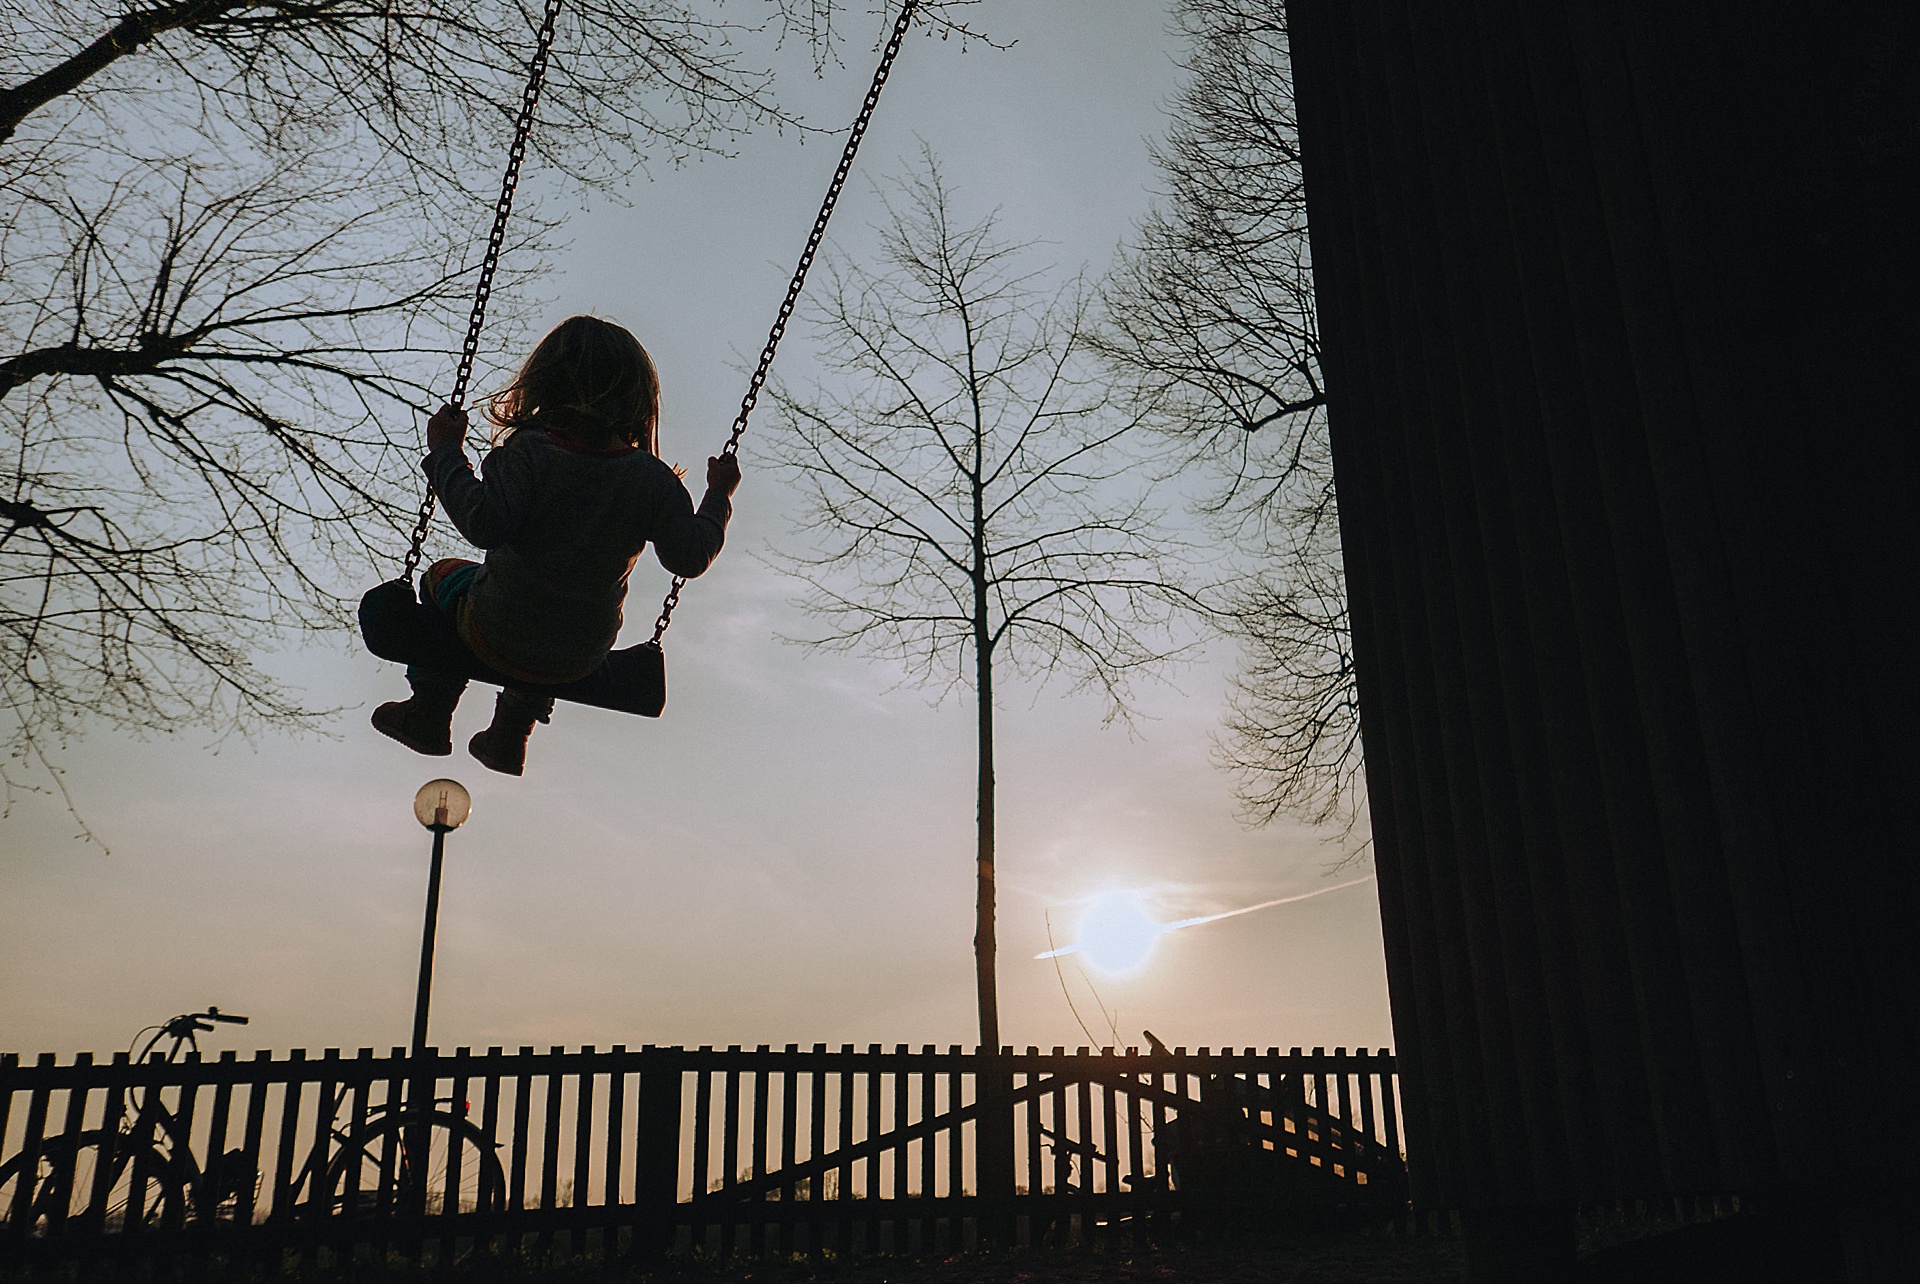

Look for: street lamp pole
[409,779,471,1055]
[412,824,449,1054]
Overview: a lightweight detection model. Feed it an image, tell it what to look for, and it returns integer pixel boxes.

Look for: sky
[0,1,1391,1064]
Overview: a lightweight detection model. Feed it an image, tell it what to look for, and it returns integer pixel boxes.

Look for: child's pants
[409,559,557,722]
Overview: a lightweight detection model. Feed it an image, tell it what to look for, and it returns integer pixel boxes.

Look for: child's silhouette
[373,316,740,774]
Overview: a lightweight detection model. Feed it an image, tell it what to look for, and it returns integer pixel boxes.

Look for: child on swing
[373,315,741,775]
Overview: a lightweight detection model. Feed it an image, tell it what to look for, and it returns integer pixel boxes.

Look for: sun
[1074,890,1166,975]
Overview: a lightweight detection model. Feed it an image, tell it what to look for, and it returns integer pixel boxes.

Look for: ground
[337,1236,1464,1284]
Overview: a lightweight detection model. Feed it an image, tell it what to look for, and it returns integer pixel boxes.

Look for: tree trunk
[974,628,999,1052]
[973,595,1013,1238]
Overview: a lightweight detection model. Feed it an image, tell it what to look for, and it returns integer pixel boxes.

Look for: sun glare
[1037,876,1376,974]
[1077,890,1166,975]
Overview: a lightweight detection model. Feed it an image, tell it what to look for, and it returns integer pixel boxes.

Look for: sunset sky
[1,1,1390,1063]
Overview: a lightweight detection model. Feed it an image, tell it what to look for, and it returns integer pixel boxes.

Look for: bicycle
[286,1073,506,1224]
[0,1008,255,1236]
[1,1010,506,1239]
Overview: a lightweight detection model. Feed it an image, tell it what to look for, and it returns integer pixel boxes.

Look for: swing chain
[648,0,919,645]
[402,0,566,582]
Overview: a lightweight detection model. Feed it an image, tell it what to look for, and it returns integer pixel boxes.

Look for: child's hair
[488,316,660,454]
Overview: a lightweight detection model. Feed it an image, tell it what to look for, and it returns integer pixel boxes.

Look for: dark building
[1285,2,1918,1278]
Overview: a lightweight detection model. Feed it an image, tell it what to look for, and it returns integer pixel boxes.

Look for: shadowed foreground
[8,1237,1466,1284]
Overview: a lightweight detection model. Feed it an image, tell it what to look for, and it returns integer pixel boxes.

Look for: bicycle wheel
[0,1130,190,1235]
[318,1111,504,1221]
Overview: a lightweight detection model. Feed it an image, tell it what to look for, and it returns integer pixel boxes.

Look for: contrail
[1036,875,1375,959]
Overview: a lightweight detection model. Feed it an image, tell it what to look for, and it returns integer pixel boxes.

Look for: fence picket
[780,1047,799,1254]
[807,1044,827,1241]
[918,1047,936,1248]
[606,1046,626,1222]
[236,1051,270,1228]
[509,1047,533,1220]
[836,1045,854,1254]
[268,1052,305,1221]
[751,1047,770,1255]
[83,1056,129,1239]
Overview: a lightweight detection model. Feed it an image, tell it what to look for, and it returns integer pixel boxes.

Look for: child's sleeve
[423,436,538,548]
[647,467,731,578]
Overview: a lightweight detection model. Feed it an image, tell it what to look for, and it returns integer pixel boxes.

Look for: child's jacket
[424,428,730,682]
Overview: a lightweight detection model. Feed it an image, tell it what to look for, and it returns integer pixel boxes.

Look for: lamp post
[410,778,471,1054]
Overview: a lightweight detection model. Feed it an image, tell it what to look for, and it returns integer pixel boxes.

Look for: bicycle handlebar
[155,1007,249,1039]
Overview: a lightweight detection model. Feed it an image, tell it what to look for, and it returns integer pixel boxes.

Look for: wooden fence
[0,1044,1405,1267]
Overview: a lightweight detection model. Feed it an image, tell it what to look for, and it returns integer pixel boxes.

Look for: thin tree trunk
[967,320,999,1056]
[974,569,1014,1235]
[974,608,999,1053]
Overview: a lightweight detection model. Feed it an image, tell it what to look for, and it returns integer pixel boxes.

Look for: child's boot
[371,694,457,756]
[468,692,542,776]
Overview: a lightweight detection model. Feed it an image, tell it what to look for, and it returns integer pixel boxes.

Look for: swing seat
[358,578,665,717]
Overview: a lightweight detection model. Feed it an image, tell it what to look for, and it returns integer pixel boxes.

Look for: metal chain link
[650,0,918,644]
[402,0,566,581]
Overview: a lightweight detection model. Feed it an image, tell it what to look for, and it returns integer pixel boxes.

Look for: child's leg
[372,665,466,756]
[405,663,469,711]
[467,688,554,777]
[371,559,481,755]
[499,688,554,724]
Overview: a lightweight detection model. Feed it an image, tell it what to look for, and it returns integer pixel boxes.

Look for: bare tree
[0,1,982,820]
[1095,0,1362,844]
[2,154,477,759]
[769,157,1192,1049]
[1,2,986,186]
